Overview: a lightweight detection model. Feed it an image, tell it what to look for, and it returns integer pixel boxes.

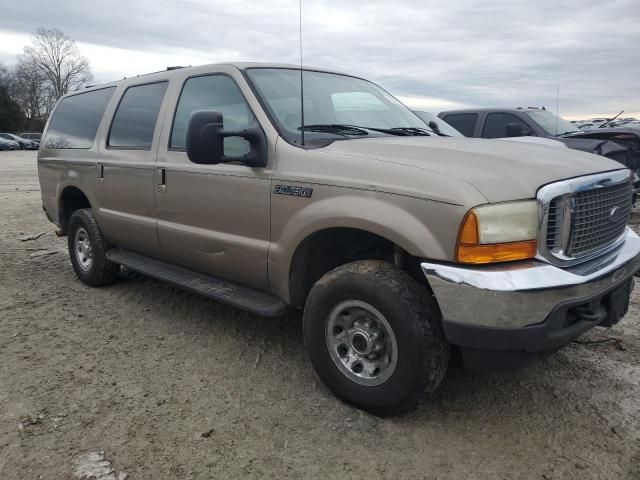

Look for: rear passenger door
[154,72,272,290]
[96,81,169,257]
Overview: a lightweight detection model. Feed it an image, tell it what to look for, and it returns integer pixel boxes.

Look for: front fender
[268,187,466,302]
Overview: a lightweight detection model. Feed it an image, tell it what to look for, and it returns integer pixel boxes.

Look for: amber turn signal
[456,241,538,264]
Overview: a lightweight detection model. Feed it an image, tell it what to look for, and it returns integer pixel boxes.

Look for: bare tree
[23,27,93,100]
[0,63,25,131]
[10,56,55,124]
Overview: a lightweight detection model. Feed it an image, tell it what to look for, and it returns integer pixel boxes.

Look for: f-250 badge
[274,184,313,198]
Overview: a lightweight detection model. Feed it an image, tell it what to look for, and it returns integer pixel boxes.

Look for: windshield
[413,111,462,137]
[525,110,580,136]
[246,68,432,146]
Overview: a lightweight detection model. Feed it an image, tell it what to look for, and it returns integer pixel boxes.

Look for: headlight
[456,200,538,264]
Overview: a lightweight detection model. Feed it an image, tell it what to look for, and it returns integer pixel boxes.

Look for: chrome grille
[567,182,633,256]
[545,198,562,250]
[538,171,633,266]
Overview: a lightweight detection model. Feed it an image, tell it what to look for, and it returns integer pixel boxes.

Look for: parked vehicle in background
[0,133,39,150]
[438,108,639,173]
[412,110,462,136]
[38,63,640,416]
[568,126,640,172]
[590,118,608,127]
[0,137,20,150]
[19,132,42,141]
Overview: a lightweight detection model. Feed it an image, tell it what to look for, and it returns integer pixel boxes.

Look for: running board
[106,249,288,317]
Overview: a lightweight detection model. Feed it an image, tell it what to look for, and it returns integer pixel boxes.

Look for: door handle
[97,163,104,185]
[157,168,166,193]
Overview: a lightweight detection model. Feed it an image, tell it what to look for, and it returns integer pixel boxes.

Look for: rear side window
[170,75,252,155]
[441,113,478,137]
[44,87,115,149]
[482,113,531,139]
[109,82,168,149]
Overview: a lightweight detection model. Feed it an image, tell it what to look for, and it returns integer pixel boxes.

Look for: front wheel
[303,260,449,416]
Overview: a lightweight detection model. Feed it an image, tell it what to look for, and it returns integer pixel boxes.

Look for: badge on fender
[274,184,313,198]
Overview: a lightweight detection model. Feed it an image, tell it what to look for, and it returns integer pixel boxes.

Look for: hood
[497,136,567,148]
[321,136,625,203]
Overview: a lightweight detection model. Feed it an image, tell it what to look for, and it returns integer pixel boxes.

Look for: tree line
[0,27,93,133]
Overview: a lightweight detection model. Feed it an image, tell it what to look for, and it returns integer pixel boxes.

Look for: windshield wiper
[298,124,369,136]
[389,127,445,136]
[599,110,624,129]
[298,124,441,138]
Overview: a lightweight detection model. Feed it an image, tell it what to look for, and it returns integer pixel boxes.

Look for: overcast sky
[1,0,639,119]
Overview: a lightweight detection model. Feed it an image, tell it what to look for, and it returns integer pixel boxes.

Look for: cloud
[0,0,638,117]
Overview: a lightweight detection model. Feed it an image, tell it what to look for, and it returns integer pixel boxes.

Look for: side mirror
[428,120,441,133]
[506,122,524,137]
[186,111,267,167]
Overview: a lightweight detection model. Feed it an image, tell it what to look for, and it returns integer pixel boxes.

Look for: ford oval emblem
[609,206,624,223]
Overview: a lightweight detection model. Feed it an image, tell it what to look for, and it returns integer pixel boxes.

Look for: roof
[440,107,547,115]
[73,62,349,95]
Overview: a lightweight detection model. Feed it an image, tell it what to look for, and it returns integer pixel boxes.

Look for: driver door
[154,72,272,290]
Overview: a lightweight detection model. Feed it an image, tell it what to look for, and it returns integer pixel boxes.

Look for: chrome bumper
[421,228,640,329]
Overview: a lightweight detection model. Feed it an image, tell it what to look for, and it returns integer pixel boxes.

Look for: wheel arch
[269,194,452,306]
[57,184,94,235]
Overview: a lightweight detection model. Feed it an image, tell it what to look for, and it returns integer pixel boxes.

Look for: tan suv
[38,63,640,416]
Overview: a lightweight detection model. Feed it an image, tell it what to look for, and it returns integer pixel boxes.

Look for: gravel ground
[1,150,639,480]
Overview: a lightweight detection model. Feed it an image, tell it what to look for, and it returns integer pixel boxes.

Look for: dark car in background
[570,126,640,165]
[0,133,39,150]
[439,108,639,173]
[0,137,20,151]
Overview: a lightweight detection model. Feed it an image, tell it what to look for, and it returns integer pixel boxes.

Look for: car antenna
[298,0,305,146]
[555,88,559,136]
[599,110,624,128]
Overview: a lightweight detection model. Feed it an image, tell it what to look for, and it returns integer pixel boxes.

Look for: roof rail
[166,66,187,71]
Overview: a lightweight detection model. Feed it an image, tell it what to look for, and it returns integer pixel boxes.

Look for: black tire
[303,260,449,416]
[67,208,119,286]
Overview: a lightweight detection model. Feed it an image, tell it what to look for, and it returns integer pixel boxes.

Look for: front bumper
[421,228,640,370]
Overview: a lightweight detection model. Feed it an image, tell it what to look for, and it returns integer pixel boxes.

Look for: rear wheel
[303,260,449,416]
[68,209,119,286]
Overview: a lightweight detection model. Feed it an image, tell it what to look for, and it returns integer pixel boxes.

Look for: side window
[44,87,115,149]
[170,75,252,156]
[482,113,531,139]
[442,113,478,137]
[108,82,168,149]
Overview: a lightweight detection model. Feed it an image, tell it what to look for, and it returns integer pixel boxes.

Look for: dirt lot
[1,150,639,479]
